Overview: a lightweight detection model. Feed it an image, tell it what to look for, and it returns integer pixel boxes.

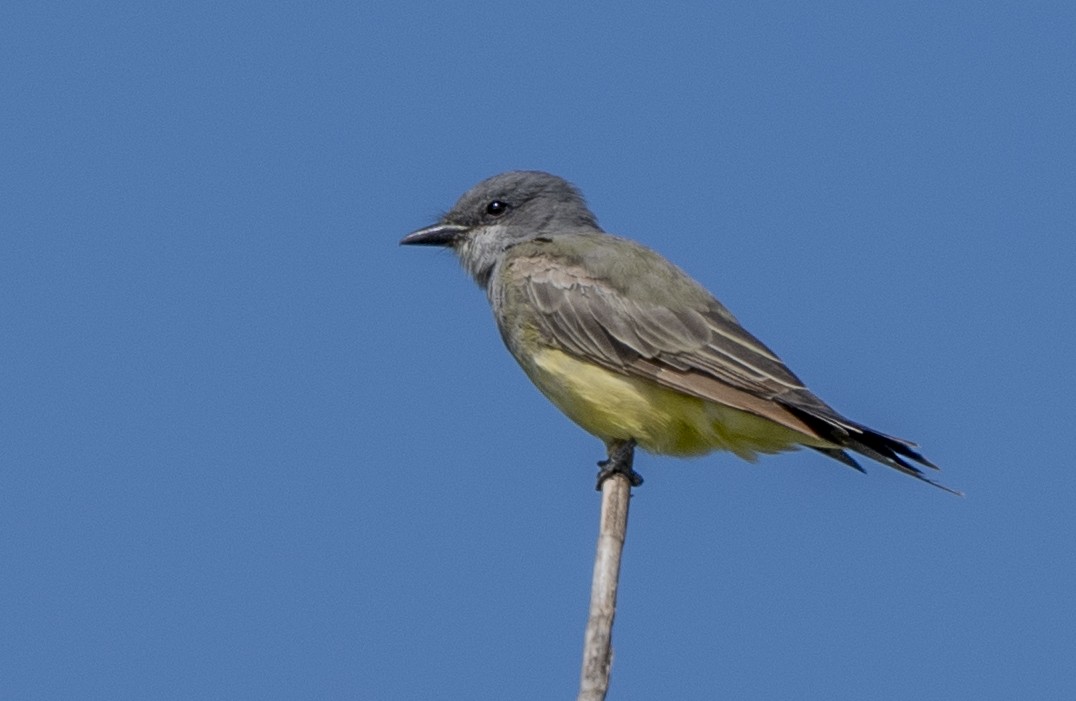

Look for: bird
[401,171,956,494]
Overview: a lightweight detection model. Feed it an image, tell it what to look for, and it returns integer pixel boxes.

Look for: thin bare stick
[577,470,632,701]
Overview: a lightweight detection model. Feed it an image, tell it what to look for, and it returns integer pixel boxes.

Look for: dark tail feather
[809,447,866,473]
[791,407,962,496]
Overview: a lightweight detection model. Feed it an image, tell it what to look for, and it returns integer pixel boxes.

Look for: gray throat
[456,224,512,290]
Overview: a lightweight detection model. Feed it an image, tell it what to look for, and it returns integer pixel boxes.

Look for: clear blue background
[4,2,1073,699]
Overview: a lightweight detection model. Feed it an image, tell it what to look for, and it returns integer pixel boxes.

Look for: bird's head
[400,171,601,288]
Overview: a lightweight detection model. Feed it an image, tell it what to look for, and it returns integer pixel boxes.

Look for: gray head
[400,171,602,287]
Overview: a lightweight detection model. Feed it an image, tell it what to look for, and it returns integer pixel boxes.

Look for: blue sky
[3,2,1074,699]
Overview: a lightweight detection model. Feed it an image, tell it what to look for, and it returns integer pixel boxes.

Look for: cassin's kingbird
[402,171,955,494]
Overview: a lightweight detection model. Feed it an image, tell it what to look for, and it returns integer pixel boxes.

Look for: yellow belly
[524,347,811,459]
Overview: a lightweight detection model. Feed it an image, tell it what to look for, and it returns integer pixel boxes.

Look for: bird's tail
[788,406,962,496]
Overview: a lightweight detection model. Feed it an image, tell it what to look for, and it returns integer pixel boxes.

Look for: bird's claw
[596,439,643,490]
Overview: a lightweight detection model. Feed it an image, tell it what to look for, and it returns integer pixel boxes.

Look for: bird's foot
[596,439,643,490]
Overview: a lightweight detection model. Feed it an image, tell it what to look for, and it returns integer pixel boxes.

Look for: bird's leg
[596,439,643,490]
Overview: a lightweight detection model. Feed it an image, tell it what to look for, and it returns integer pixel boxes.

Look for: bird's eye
[485,200,508,217]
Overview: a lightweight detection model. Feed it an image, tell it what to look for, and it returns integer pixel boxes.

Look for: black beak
[400,223,469,247]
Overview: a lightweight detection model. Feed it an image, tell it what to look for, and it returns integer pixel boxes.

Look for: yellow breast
[523,347,811,460]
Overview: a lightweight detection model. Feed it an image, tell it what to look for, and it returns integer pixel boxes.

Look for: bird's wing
[500,236,954,492]
[509,246,829,425]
